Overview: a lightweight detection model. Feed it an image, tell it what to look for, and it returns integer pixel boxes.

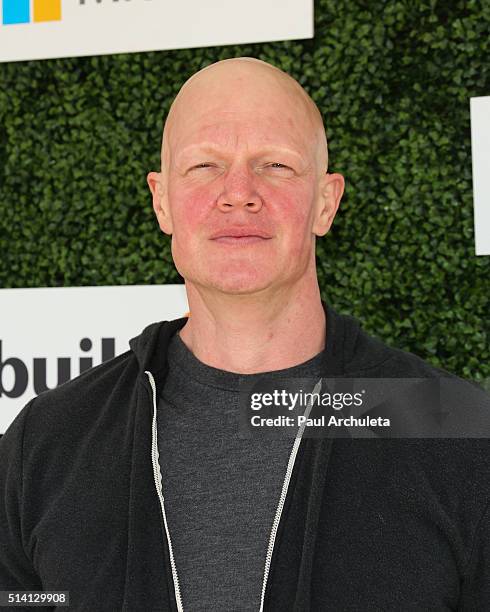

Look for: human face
[149,66,338,297]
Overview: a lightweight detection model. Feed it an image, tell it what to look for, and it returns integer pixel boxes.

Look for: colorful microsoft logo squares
[3,0,62,25]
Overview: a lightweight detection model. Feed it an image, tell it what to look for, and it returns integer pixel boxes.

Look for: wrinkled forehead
[162,67,324,171]
[168,107,313,166]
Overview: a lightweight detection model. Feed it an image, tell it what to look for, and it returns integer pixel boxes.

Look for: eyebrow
[175,143,305,163]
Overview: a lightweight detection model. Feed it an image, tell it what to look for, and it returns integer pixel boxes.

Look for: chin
[211,278,272,295]
[177,259,281,295]
[196,270,275,295]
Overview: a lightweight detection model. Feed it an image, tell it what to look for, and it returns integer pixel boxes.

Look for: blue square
[3,0,30,25]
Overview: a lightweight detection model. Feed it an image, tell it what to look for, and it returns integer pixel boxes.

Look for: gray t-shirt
[156,330,327,611]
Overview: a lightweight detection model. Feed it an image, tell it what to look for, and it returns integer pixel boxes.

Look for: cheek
[266,184,315,236]
[168,184,214,238]
[265,184,316,263]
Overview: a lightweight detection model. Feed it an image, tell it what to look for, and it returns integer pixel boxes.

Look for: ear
[312,172,345,237]
[147,171,173,235]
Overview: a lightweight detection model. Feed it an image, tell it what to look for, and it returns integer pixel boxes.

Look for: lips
[210,227,272,239]
[212,235,270,245]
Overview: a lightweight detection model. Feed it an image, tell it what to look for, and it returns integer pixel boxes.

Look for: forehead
[162,64,323,169]
[168,106,313,162]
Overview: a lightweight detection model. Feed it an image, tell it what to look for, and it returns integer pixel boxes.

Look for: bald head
[147,56,345,306]
[161,57,328,176]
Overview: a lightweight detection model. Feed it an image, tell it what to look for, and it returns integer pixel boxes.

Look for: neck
[178,279,327,375]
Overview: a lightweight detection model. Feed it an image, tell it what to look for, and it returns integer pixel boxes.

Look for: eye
[189,162,214,170]
[268,163,291,169]
[263,162,295,175]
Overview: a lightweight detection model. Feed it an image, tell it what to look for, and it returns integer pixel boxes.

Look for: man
[1,57,489,611]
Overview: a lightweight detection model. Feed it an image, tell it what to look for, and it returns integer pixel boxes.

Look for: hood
[129,314,189,376]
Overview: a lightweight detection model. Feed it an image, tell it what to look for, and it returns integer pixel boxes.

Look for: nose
[216,164,263,212]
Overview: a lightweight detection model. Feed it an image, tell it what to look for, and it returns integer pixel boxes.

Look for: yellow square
[33,0,61,22]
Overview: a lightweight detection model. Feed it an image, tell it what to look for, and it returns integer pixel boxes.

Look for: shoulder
[333,310,490,421]
[335,310,490,470]
[22,348,140,445]
[339,310,479,385]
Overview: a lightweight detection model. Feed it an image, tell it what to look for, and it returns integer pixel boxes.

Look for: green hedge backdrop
[0,0,488,384]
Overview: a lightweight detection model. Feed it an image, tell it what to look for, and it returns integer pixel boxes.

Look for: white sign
[470,96,490,256]
[0,284,189,433]
[0,0,313,63]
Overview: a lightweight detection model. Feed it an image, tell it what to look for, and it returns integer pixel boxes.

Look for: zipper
[145,370,184,612]
[258,377,322,612]
[145,369,322,612]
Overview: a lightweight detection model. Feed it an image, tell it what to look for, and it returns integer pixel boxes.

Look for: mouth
[211,236,272,245]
